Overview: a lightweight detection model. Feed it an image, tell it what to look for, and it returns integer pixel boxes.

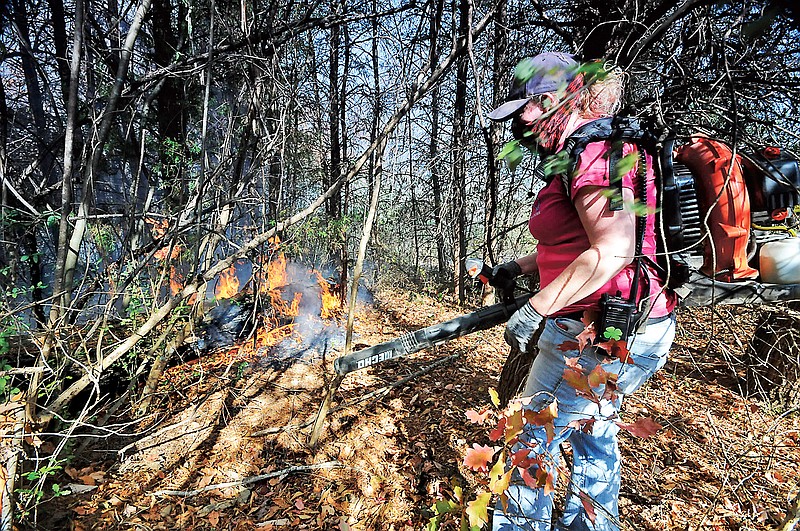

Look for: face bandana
[519,76,586,156]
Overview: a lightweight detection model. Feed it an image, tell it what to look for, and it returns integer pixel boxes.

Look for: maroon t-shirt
[529,140,677,318]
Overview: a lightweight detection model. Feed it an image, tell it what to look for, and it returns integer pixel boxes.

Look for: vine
[452,317,663,528]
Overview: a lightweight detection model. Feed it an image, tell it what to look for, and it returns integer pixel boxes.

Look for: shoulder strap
[559,116,660,181]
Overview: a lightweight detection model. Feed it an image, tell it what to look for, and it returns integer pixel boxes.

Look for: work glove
[490,261,522,292]
[504,302,545,353]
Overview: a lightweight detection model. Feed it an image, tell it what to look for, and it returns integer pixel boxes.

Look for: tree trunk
[451,0,469,304]
[428,0,446,280]
[328,0,342,221]
[484,0,507,269]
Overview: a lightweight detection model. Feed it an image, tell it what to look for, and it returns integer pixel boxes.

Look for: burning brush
[184,241,344,361]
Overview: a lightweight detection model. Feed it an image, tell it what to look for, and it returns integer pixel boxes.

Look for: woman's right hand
[504,302,545,353]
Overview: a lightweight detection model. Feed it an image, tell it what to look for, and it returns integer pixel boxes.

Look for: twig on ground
[152,461,343,498]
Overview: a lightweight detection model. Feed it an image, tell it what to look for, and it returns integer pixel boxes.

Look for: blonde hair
[578,63,626,118]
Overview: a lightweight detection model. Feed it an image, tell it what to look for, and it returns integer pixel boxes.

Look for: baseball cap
[488,52,580,121]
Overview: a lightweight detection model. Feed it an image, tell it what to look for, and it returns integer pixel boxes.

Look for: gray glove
[504,302,545,353]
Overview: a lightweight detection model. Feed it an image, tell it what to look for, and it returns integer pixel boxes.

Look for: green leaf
[543,151,572,179]
[578,61,609,83]
[603,327,623,341]
[505,148,524,172]
[613,153,639,182]
[498,140,519,160]
[434,500,453,516]
[514,57,538,82]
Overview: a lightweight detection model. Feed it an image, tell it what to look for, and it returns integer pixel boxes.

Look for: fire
[315,271,341,319]
[267,252,289,291]
[170,235,346,374]
[215,264,240,299]
[167,266,197,304]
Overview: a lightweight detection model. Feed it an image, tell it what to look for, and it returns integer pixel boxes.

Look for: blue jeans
[493,314,676,531]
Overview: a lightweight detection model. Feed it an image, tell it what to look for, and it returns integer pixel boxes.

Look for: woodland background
[1,0,800,529]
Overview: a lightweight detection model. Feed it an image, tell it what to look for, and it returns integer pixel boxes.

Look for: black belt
[559,311,672,325]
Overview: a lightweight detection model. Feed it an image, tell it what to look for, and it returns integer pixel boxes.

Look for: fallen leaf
[465,408,492,425]
[616,417,662,438]
[489,388,500,407]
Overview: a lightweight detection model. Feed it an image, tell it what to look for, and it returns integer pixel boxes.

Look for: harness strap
[553,117,658,311]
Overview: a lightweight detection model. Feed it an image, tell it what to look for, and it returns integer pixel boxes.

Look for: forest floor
[40,285,799,531]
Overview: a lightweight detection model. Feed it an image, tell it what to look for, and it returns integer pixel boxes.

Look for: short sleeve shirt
[528,140,677,317]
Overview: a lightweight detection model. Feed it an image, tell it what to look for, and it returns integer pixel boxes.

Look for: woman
[486,52,677,531]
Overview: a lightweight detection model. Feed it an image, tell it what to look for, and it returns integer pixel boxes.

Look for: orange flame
[169,266,183,296]
[314,272,341,319]
[267,252,289,291]
[215,264,241,299]
[168,266,197,304]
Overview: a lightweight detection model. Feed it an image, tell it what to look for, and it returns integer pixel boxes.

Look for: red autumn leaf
[616,417,662,438]
[576,325,596,353]
[587,364,611,388]
[557,340,580,352]
[579,491,597,524]
[565,357,583,370]
[543,470,555,496]
[601,376,619,402]
[465,408,492,425]
[511,449,535,468]
[489,416,507,442]
[463,444,496,472]
[524,401,558,426]
[567,418,596,434]
[596,339,633,364]
[520,466,539,489]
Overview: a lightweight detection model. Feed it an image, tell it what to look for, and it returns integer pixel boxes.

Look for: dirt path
[45,288,799,530]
